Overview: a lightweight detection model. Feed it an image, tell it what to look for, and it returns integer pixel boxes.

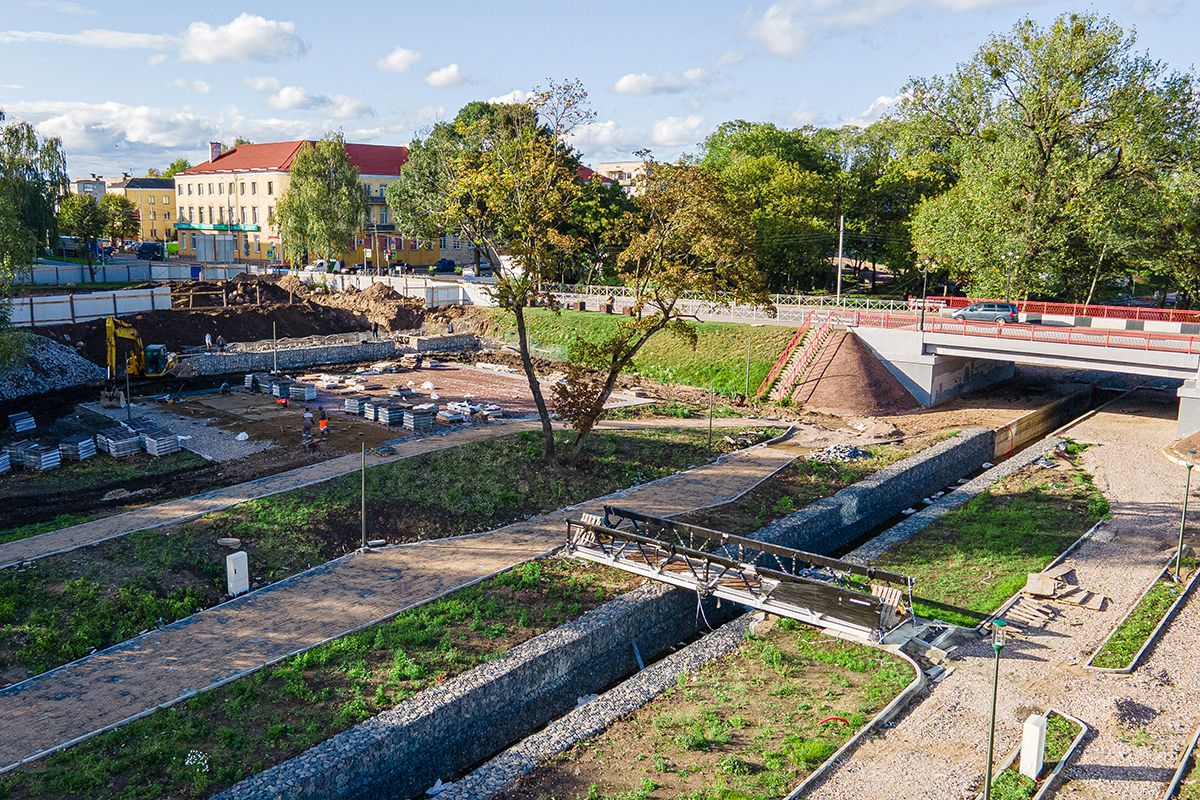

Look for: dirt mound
[170,277,296,307]
[801,331,920,416]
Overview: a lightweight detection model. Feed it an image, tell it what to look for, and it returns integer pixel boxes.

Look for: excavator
[100,317,183,407]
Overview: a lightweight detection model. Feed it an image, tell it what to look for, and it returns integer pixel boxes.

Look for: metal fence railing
[926,295,1200,323]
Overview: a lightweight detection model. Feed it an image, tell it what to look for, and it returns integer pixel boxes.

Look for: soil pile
[313,281,424,331]
[0,334,106,400]
[800,331,920,416]
[169,276,294,307]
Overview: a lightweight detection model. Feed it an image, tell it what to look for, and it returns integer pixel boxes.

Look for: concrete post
[1019,713,1047,780]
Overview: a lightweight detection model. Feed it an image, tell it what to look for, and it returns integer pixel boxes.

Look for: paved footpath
[0,436,801,771]
[0,415,792,569]
[810,392,1200,800]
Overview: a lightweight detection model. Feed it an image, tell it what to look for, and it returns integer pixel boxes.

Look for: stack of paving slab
[96,426,141,457]
[124,417,181,457]
[403,405,434,432]
[24,444,61,471]
[3,440,38,468]
[59,434,97,461]
[8,412,35,434]
[362,400,380,421]
[289,383,317,402]
[376,404,404,426]
[244,372,272,391]
[0,451,9,474]
[343,396,367,415]
[270,380,293,398]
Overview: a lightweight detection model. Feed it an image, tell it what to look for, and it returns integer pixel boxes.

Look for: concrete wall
[851,327,1015,406]
[754,428,995,555]
[213,581,728,800]
[991,384,1093,459]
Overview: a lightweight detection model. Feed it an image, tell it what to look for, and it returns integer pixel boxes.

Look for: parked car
[950,302,1019,324]
[136,242,165,262]
[432,258,457,273]
[303,259,329,272]
[339,262,367,274]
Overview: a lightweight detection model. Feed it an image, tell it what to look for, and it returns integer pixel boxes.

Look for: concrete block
[1020,713,1047,779]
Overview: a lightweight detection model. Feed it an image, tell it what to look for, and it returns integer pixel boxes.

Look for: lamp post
[1176,450,1196,582]
[983,618,1008,800]
[919,259,932,332]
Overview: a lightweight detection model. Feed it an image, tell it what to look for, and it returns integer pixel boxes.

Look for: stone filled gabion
[810,443,873,463]
[0,334,106,400]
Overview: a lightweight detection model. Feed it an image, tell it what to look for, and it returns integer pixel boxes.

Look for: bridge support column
[1176,380,1200,437]
[851,327,1014,407]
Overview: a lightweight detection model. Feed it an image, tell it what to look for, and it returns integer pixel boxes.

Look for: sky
[0,0,1195,178]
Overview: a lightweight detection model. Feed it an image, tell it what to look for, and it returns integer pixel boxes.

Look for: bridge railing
[926,295,1200,324]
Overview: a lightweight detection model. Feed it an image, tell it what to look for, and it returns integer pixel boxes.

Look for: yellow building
[173,140,471,266]
[109,176,177,243]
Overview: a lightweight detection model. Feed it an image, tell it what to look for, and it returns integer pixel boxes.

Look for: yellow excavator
[100,317,182,406]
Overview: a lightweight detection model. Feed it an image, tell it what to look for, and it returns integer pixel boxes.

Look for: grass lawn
[873,447,1110,627]
[1181,744,1200,800]
[680,432,952,536]
[0,559,640,800]
[506,618,912,800]
[990,712,1082,799]
[481,308,797,396]
[1090,557,1196,669]
[601,402,745,421]
[0,427,775,684]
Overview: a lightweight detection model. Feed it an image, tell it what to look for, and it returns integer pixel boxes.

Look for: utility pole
[1177,450,1195,582]
[835,214,845,305]
[272,321,278,373]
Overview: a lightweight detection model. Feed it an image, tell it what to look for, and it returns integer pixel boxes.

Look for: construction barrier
[6,287,172,327]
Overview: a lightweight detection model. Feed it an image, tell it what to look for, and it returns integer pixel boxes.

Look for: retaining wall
[754,428,994,555]
[992,384,1092,460]
[179,334,480,376]
[214,580,730,800]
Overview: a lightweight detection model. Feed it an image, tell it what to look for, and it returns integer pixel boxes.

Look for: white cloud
[650,115,705,147]
[266,85,313,110]
[790,101,822,126]
[263,84,373,118]
[0,28,174,49]
[2,83,26,91]
[244,76,280,92]
[415,104,446,124]
[841,92,909,126]
[613,51,743,96]
[747,3,810,58]
[147,53,167,66]
[172,78,211,94]
[179,13,306,63]
[487,89,532,105]
[424,63,467,88]
[375,47,421,73]
[7,99,214,156]
[569,119,643,155]
[26,0,96,16]
[327,95,372,119]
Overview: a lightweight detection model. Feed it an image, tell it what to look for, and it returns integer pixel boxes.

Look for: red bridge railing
[924,296,1200,324]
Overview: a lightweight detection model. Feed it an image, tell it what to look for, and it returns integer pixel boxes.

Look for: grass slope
[484,309,797,396]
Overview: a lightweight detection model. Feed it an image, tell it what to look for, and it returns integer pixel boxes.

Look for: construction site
[0,272,1197,800]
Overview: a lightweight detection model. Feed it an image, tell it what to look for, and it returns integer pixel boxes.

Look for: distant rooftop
[180,141,410,176]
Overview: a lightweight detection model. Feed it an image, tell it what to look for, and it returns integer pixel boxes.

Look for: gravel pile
[439,615,753,800]
[0,334,105,400]
[810,443,874,463]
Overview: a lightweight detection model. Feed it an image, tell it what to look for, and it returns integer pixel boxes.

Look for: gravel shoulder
[810,390,1200,800]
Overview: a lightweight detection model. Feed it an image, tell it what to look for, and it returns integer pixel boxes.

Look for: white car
[303,260,328,272]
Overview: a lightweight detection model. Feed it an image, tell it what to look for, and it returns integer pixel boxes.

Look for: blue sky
[0,0,1195,178]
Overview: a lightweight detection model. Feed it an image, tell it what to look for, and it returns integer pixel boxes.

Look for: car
[339,262,367,274]
[303,259,329,272]
[951,302,1019,324]
[136,242,165,261]
[432,258,457,273]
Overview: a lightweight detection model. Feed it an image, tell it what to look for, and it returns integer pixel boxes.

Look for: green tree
[904,13,1200,301]
[57,193,105,279]
[553,158,767,458]
[274,132,367,265]
[162,158,191,178]
[99,194,139,246]
[231,137,252,147]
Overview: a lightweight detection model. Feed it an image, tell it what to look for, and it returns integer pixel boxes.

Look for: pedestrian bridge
[835,311,1200,435]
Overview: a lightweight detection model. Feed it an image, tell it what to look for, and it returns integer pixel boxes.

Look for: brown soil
[799,332,920,416]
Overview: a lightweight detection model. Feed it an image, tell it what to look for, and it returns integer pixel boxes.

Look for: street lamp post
[1177,450,1196,582]
[983,619,1008,800]
[919,259,932,332]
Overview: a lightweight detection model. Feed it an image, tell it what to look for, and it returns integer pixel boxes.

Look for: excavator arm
[105,317,147,379]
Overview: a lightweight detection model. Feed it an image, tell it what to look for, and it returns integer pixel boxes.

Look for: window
[217,207,224,223]
[207,183,214,194]
[198,208,205,223]
[198,184,204,196]
[439,236,447,250]
[240,206,246,223]
[151,228,157,239]
[218,183,224,195]
[164,195,171,204]
[252,207,258,224]
[228,182,234,194]
[178,185,184,195]
[251,182,257,195]
[190,233,196,248]
[165,211,171,221]
[453,237,460,250]
[239,183,245,195]
[148,195,155,205]
[379,208,388,225]
[267,205,273,222]
[208,206,214,224]
[150,211,157,220]
[179,232,185,245]
[267,181,273,195]
[187,184,193,195]
[362,184,370,196]
[254,237,261,251]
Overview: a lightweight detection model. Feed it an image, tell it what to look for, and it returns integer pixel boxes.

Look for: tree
[903,13,1200,301]
[552,158,767,459]
[274,132,367,265]
[162,158,191,178]
[99,194,139,246]
[231,137,252,147]
[57,193,104,279]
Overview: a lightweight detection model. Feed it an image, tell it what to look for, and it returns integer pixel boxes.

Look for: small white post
[1019,713,1047,780]
[226,551,249,596]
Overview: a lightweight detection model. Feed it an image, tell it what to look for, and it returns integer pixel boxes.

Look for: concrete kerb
[0,432,796,775]
[1162,724,1200,799]
[976,707,1090,800]
[1084,558,1200,674]
[439,615,756,800]
[782,645,926,799]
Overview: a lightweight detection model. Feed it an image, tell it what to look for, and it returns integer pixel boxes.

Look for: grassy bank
[680,432,950,536]
[873,447,1110,626]
[990,712,1081,799]
[0,559,639,800]
[1090,557,1196,669]
[507,618,911,800]
[482,308,796,396]
[0,427,773,684]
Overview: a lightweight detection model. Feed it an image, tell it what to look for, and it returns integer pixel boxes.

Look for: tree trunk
[513,304,556,460]
[1083,248,1106,307]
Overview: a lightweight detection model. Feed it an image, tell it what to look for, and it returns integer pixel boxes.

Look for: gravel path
[0,438,800,772]
[810,391,1200,800]
[82,401,276,462]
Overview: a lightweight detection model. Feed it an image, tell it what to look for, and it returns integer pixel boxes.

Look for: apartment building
[173,140,472,265]
[596,160,646,193]
[109,176,176,242]
[70,174,107,202]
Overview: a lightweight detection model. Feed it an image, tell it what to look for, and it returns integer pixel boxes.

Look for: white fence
[26,261,268,285]
[7,287,172,326]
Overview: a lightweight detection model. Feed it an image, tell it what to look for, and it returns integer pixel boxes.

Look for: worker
[216,335,226,353]
[204,332,213,352]
[302,406,313,434]
[317,406,328,437]
[219,381,232,395]
[447,320,454,334]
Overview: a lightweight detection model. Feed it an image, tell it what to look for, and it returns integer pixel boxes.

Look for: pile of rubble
[809,443,873,463]
[0,334,105,400]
